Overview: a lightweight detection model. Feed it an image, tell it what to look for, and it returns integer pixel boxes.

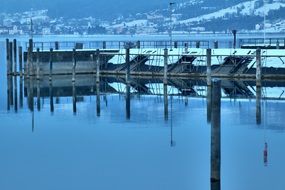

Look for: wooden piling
[6,39,9,68]
[125,48,130,84]
[256,48,262,87]
[49,81,54,113]
[211,79,221,189]
[207,49,212,86]
[18,46,23,76]
[276,40,280,49]
[14,76,18,112]
[164,83,168,121]
[19,77,23,108]
[49,48,53,81]
[136,41,141,49]
[72,82,77,114]
[36,48,40,80]
[72,48,76,82]
[28,38,34,76]
[174,41,178,48]
[55,41,59,50]
[207,85,212,123]
[164,48,168,84]
[96,49,100,83]
[13,39,17,75]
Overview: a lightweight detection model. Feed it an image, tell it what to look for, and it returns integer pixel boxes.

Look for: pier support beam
[36,48,40,80]
[96,49,100,84]
[125,48,130,84]
[207,49,212,86]
[211,79,221,190]
[28,39,34,76]
[103,41,106,49]
[256,48,262,87]
[164,48,168,84]
[6,39,9,74]
[163,48,169,120]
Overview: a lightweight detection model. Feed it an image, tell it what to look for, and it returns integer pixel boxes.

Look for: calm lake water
[0,38,285,190]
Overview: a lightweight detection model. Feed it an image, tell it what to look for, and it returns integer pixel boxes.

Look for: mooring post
[256,48,262,87]
[72,48,76,82]
[103,41,106,49]
[207,49,212,86]
[96,49,100,83]
[19,46,23,76]
[211,79,221,190]
[49,48,53,81]
[13,39,17,75]
[256,85,262,125]
[196,41,200,48]
[125,48,130,84]
[96,82,101,117]
[214,41,219,49]
[36,48,40,80]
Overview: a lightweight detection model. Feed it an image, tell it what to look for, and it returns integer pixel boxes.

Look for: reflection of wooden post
[256,86,261,125]
[7,76,12,110]
[126,84,131,120]
[29,39,34,76]
[9,42,13,75]
[96,82,101,117]
[6,39,9,73]
[256,48,262,87]
[49,81,54,113]
[207,85,212,123]
[13,39,17,75]
[72,82,77,114]
[49,48,53,81]
[164,83,168,121]
[207,49,212,86]
[19,46,23,76]
[37,80,41,111]
[19,77,23,108]
[14,76,18,112]
[211,79,221,190]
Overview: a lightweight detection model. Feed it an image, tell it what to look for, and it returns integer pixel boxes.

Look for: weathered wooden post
[36,48,40,80]
[103,41,106,49]
[96,82,101,117]
[174,41,178,48]
[125,48,130,84]
[256,85,262,125]
[96,49,100,84]
[214,41,219,49]
[196,41,200,48]
[276,40,280,49]
[207,49,212,86]
[256,48,262,87]
[211,79,221,190]
[49,48,53,81]
[232,30,237,49]
[13,39,17,75]
[18,46,23,76]
[72,48,76,82]
[164,48,168,120]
